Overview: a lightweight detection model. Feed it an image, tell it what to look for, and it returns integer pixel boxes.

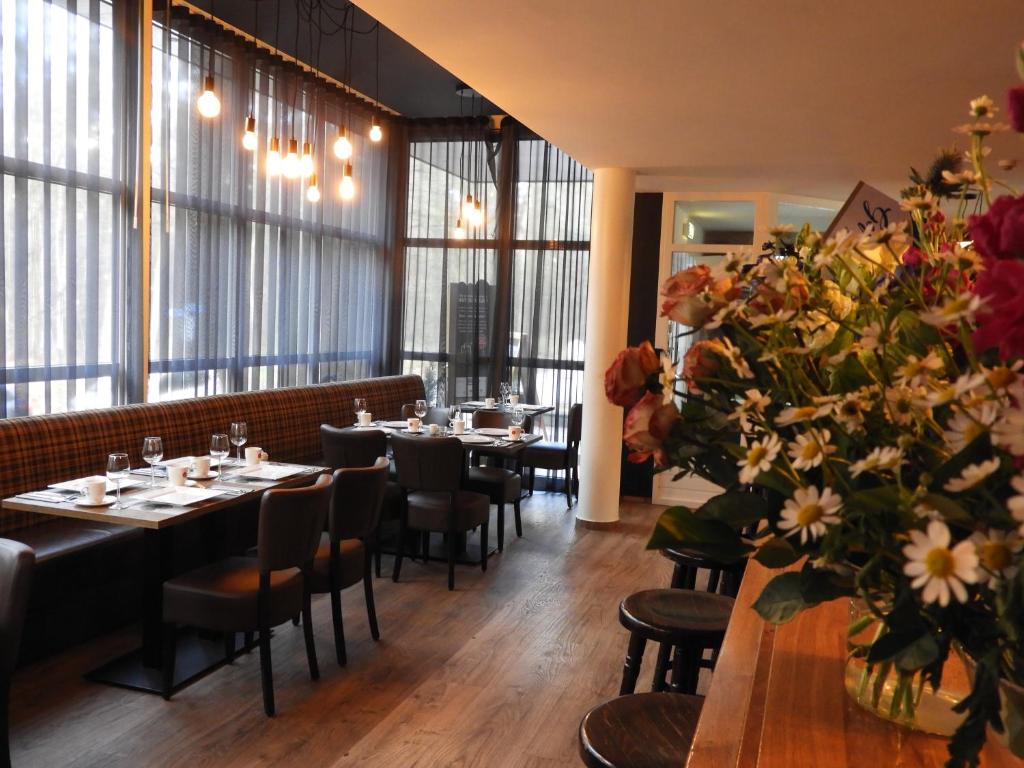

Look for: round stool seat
[579,692,704,768]
[661,546,726,569]
[619,589,733,644]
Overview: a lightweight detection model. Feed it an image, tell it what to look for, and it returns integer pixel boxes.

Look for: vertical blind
[149,12,390,401]
[0,0,132,417]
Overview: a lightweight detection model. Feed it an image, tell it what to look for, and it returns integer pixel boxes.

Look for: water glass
[230,421,247,462]
[414,399,428,420]
[142,436,163,488]
[447,404,459,433]
[106,452,130,509]
[511,406,525,428]
[499,382,511,407]
[210,433,230,480]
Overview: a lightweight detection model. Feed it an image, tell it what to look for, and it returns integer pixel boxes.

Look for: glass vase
[961,651,1024,758]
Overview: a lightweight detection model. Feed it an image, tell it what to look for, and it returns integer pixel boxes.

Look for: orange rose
[623,392,681,466]
[604,341,663,409]
[660,265,737,328]
[682,339,721,394]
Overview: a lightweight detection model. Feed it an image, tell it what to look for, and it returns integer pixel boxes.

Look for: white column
[577,167,635,524]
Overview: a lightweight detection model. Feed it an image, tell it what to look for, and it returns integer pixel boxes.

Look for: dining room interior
[3,1,1024,767]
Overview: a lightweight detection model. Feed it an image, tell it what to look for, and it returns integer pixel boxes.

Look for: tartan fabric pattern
[0,375,424,533]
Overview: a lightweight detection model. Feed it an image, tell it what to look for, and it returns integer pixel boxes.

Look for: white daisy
[943,404,998,454]
[920,292,983,328]
[902,520,978,606]
[774,404,831,427]
[895,353,944,386]
[858,321,887,351]
[787,429,836,471]
[748,308,796,328]
[729,389,772,432]
[719,337,754,379]
[833,393,872,431]
[900,191,938,214]
[849,447,903,478]
[944,458,1001,493]
[737,433,782,484]
[1007,476,1024,535]
[778,486,842,545]
[970,529,1020,583]
[993,408,1024,456]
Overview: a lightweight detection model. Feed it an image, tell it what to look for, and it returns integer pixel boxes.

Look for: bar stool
[578,692,703,768]
[618,589,733,695]
[663,546,745,596]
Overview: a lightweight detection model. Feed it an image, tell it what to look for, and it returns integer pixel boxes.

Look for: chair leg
[259,625,275,716]
[670,644,701,695]
[572,465,579,500]
[564,467,572,508]
[363,554,381,641]
[162,623,176,700]
[330,581,347,667]
[375,547,382,578]
[513,498,523,538]
[447,530,457,591]
[392,514,407,582]
[707,568,722,595]
[421,531,430,561]
[291,615,300,626]
[224,632,236,663]
[480,520,489,572]
[652,642,672,692]
[302,588,319,681]
[619,632,647,695]
[244,631,255,652]
[528,466,535,496]
[497,503,505,552]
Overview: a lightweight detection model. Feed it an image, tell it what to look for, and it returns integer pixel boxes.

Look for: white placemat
[232,464,302,481]
[135,486,226,506]
[456,434,492,444]
[474,427,509,437]
[49,475,143,493]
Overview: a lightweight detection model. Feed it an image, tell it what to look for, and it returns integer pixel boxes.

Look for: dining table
[2,458,328,696]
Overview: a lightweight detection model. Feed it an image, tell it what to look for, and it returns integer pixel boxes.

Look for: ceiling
[190,0,502,118]
[354,0,1024,199]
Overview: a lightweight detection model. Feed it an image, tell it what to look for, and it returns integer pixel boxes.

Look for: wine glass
[210,433,229,482]
[511,406,525,428]
[106,452,130,509]
[447,404,458,433]
[354,398,368,423]
[230,421,247,463]
[499,382,511,407]
[414,399,428,420]
[142,437,163,488]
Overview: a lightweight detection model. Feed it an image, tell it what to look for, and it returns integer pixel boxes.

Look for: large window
[0,0,132,417]
[148,14,390,401]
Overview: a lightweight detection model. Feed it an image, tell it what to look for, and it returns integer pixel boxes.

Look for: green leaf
[753,537,801,568]
[693,489,775,528]
[646,505,753,563]
[843,485,902,515]
[799,564,855,607]
[866,630,939,672]
[752,572,805,624]
[920,493,973,525]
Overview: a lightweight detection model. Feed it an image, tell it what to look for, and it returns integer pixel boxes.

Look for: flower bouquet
[607,45,1024,767]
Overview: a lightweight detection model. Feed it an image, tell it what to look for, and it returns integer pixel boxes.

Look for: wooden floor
[9,495,681,768]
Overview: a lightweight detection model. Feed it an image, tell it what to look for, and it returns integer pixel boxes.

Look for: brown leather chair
[162,474,332,716]
[309,458,388,666]
[390,433,489,591]
[321,424,403,576]
[521,403,582,507]
[464,409,532,551]
[0,540,34,768]
[400,403,450,426]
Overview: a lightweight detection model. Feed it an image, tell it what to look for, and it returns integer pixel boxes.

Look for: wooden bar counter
[687,561,1017,768]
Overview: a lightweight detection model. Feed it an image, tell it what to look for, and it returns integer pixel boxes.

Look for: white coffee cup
[429,423,441,436]
[407,418,421,433]
[484,397,496,408]
[509,425,524,441]
[358,412,373,426]
[84,478,107,504]
[193,456,211,478]
[245,446,263,466]
[167,466,188,486]
[453,419,465,435]
[509,394,520,406]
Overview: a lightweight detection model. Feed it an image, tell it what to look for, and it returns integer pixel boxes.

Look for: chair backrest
[330,457,389,542]
[391,433,464,493]
[567,403,583,446]
[400,404,450,426]
[321,424,387,469]
[0,538,34,680]
[472,409,534,433]
[256,474,333,572]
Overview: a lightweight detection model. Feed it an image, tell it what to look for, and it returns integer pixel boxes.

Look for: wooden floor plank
[10,496,676,768]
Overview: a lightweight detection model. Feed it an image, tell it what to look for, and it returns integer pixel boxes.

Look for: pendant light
[369,116,382,143]
[267,136,282,176]
[368,23,383,142]
[197,67,221,118]
[333,126,353,160]
[306,173,321,203]
[242,114,258,151]
[453,218,467,239]
[282,137,301,179]
[339,162,355,200]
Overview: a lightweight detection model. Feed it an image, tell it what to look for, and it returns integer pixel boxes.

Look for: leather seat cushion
[406,490,490,532]
[163,557,303,633]
[308,534,365,593]
[13,519,142,565]
[521,442,568,470]
[464,466,521,503]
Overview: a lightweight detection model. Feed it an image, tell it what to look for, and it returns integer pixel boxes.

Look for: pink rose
[1009,86,1024,133]
[623,392,681,466]
[973,257,1024,359]
[660,266,736,328]
[968,195,1024,261]
[604,341,663,409]
[682,339,721,394]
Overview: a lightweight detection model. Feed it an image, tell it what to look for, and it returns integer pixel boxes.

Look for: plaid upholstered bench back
[0,375,424,534]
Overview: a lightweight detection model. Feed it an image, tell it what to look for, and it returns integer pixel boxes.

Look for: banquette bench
[0,374,425,661]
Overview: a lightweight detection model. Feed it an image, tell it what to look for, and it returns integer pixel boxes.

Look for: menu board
[824,181,908,238]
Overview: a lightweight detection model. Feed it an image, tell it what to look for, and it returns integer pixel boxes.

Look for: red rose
[682,339,721,394]
[1009,85,1024,133]
[623,392,681,466]
[660,265,737,327]
[968,195,1024,261]
[973,257,1024,359]
[604,341,663,409]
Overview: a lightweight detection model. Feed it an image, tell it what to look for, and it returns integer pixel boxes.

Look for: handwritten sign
[824,181,907,238]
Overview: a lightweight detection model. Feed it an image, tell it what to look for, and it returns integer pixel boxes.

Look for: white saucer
[187,471,219,481]
[77,495,116,507]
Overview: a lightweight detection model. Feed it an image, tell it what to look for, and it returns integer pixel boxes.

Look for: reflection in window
[673,200,755,246]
